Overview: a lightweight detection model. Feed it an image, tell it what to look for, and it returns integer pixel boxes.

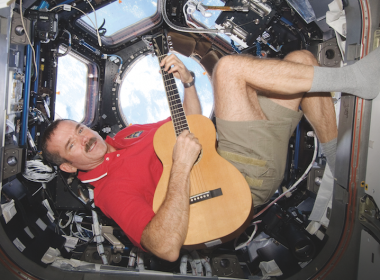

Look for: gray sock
[320,138,337,175]
[309,46,380,99]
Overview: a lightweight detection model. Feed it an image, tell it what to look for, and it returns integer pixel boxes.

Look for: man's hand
[160,54,193,84]
[172,130,202,173]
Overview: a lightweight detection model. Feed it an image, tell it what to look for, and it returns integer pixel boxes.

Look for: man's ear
[60,162,77,173]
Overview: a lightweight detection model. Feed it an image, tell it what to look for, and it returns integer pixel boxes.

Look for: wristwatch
[183,71,195,88]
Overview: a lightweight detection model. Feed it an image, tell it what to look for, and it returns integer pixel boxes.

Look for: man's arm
[160,54,202,115]
[140,130,201,262]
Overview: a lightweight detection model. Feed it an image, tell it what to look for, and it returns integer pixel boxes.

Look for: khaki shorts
[216,95,303,207]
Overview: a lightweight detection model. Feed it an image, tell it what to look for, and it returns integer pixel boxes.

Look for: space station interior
[0,0,379,279]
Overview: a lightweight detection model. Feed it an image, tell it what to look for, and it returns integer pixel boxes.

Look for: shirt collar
[77,151,120,183]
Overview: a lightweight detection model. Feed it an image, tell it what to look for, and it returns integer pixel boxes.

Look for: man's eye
[79,128,83,133]
[69,143,74,149]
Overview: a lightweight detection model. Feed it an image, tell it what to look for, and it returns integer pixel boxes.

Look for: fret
[165,88,179,95]
[168,97,182,105]
[171,111,185,118]
[167,95,181,101]
[173,117,189,126]
[163,77,176,83]
[169,108,183,114]
[161,75,176,82]
[169,107,182,113]
[168,100,182,108]
[170,110,184,117]
[173,118,188,125]
[165,83,177,88]
[169,104,182,111]
[174,124,189,132]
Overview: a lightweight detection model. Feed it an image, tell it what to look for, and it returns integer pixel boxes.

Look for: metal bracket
[102,226,125,253]
[10,12,31,45]
[318,38,342,68]
[244,0,272,18]
[216,18,248,48]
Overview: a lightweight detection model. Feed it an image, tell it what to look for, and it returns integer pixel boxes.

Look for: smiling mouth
[86,137,97,153]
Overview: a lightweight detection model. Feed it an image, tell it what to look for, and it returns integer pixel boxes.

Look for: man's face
[47,120,109,172]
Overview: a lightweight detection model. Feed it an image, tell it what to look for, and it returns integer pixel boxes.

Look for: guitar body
[153,114,253,247]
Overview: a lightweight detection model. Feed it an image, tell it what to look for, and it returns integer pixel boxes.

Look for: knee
[212,55,239,83]
[284,50,319,66]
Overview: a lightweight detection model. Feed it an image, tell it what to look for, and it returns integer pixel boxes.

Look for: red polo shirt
[77,118,170,248]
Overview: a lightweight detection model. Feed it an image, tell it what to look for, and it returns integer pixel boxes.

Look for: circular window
[119,53,213,125]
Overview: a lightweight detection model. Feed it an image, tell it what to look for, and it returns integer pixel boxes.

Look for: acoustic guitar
[152,34,253,248]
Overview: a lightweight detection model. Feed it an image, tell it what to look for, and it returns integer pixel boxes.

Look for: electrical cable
[23,158,57,182]
[106,54,123,81]
[70,223,90,242]
[56,29,72,57]
[48,4,95,28]
[59,211,73,228]
[107,54,123,65]
[253,134,319,220]
[19,0,38,81]
[31,185,44,196]
[69,211,94,242]
[234,220,261,250]
[48,4,102,46]
[84,0,102,46]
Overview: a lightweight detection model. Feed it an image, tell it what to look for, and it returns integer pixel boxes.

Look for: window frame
[75,0,163,46]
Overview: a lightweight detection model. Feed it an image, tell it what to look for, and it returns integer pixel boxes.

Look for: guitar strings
[156,38,206,195]
[159,52,204,194]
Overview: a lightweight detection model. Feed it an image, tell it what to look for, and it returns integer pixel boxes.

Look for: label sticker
[36,218,47,231]
[13,238,26,252]
[24,227,35,239]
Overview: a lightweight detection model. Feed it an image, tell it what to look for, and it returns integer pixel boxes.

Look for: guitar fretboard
[157,53,190,137]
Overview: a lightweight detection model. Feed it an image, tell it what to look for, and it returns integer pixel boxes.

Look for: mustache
[85,137,97,153]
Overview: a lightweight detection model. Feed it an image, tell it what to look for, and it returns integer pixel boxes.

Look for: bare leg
[213,52,313,121]
[264,50,338,174]
[292,51,338,174]
[282,51,338,143]
[213,50,338,173]
[213,54,314,110]
[213,55,267,121]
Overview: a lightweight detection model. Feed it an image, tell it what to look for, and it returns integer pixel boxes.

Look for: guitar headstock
[152,33,172,58]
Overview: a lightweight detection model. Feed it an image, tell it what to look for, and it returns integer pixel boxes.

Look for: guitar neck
[157,54,190,137]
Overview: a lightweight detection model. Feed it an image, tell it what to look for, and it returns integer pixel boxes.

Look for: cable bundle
[23,159,57,183]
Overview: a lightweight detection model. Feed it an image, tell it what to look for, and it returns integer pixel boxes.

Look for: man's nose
[80,135,89,146]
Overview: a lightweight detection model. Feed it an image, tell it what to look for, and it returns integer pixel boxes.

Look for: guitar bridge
[190,188,223,204]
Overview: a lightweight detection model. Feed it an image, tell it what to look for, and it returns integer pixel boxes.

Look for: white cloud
[56,55,87,122]
[55,102,69,119]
